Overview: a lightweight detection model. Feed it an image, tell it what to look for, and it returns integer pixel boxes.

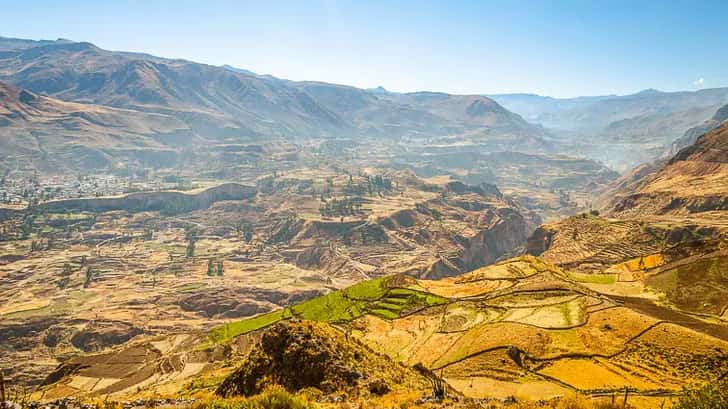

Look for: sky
[2,0,728,98]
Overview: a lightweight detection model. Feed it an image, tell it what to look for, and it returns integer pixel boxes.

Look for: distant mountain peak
[635,88,663,95]
[222,64,257,76]
[367,86,389,94]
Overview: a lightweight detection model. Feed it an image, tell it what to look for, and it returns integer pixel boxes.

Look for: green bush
[673,380,728,409]
[195,386,317,409]
[250,386,318,409]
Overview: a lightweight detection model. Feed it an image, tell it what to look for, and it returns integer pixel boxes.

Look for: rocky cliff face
[36,183,257,214]
[278,187,533,280]
[665,103,728,157]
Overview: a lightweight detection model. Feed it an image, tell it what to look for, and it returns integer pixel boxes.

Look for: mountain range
[491,89,728,169]
[2,33,728,409]
[4,36,728,176]
[0,36,548,151]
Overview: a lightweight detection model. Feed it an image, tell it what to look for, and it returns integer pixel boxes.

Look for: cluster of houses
[0,174,178,206]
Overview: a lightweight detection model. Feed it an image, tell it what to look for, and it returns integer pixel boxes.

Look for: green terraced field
[209,275,447,343]
[210,308,294,344]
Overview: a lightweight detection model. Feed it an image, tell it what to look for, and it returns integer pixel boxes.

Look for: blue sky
[2,0,727,97]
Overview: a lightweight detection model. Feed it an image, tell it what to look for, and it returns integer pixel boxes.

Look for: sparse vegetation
[2,16,728,409]
[194,386,317,409]
[672,379,728,409]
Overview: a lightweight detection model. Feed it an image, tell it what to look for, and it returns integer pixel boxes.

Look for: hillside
[2,29,728,409]
[0,41,346,140]
[35,256,728,408]
[216,320,429,398]
[527,212,728,312]
[603,121,728,218]
[0,81,190,170]
[377,91,553,152]
[526,124,728,330]
[0,175,534,386]
[492,89,728,133]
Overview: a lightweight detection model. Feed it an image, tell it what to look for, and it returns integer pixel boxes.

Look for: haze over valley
[1,3,728,408]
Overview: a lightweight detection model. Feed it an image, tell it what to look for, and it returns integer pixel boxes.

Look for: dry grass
[193,386,317,409]
[327,393,635,409]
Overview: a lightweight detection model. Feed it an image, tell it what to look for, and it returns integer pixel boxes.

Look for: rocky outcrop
[525,225,555,256]
[70,321,144,352]
[216,321,426,397]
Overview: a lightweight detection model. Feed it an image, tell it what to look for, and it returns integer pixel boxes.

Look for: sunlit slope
[38,256,727,402]
[604,121,728,218]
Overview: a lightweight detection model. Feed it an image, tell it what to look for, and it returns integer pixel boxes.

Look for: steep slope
[0,42,347,140]
[0,81,190,170]
[293,82,457,139]
[389,92,541,131]
[594,103,728,216]
[665,103,728,156]
[0,36,612,208]
[492,88,728,133]
[604,121,728,218]
[528,125,728,318]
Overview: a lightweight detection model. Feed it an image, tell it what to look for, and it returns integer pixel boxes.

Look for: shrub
[673,380,728,409]
[193,386,317,409]
[250,386,317,409]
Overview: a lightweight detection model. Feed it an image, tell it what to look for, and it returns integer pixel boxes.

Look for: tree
[239,221,254,243]
[62,263,73,276]
[673,379,728,409]
[144,226,154,240]
[185,227,198,258]
[207,258,215,276]
[20,217,33,239]
[83,267,95,288]
[216,260,224,276]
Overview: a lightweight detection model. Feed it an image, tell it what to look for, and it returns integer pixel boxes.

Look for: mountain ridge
[0,37,548,149]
